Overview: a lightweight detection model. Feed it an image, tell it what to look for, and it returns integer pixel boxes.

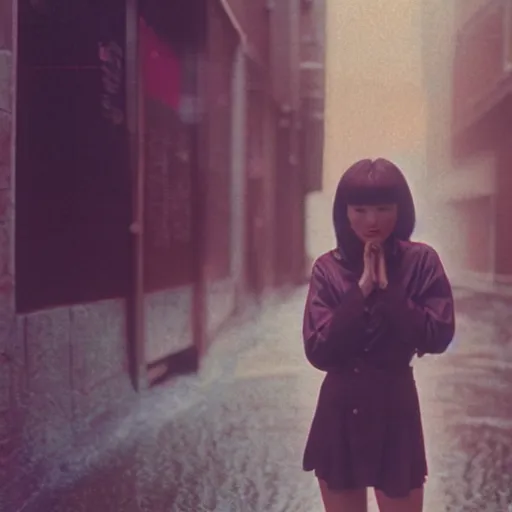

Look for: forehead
[347,203,396,208]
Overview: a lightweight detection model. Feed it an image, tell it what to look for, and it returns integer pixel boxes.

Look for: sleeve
[303,262,366,371]
[380,247,455,355]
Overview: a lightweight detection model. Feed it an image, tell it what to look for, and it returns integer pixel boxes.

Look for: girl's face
[347,203,398,243]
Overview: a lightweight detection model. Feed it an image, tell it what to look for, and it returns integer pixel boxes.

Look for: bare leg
[318,479,368,512]
[374,487,423,512]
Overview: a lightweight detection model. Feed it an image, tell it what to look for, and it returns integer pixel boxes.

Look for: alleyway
[22,276,512,511]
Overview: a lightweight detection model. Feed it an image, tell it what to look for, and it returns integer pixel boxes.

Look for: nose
[366,210,378,227]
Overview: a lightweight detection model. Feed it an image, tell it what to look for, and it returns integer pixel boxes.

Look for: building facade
[450,0,512,290]
[0,0,325,509]
[422,0,512,290]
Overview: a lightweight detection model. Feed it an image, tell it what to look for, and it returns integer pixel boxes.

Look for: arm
[303,261,366,370]
[380,247,455,355]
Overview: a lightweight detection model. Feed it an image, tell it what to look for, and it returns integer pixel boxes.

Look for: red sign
[139,18,181,110]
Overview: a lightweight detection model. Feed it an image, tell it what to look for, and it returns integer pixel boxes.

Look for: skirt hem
[304,466,427,499]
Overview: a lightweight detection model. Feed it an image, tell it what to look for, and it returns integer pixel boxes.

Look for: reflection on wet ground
[24,288,512,511]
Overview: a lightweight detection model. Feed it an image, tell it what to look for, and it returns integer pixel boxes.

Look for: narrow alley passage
[22,284,512,512]
[3,0,512,511]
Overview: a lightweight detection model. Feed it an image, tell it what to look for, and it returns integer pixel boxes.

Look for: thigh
[318,479,368,512]
[374,487,423,512]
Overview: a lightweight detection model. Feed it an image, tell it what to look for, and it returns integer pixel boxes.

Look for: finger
[378,252,388,289]
[364,242,372,259]
[364,243,373,267]
[371,244,381,260]
[375,253,381,283]
[368,259,375,282]
[370,253,378,282]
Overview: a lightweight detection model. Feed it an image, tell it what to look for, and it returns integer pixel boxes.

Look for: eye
[354,207,366,213]
[377,205,394,212]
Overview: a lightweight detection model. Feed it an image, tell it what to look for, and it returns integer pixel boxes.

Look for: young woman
[302,158,455,512]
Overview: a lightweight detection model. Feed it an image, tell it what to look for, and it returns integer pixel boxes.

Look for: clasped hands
[358,242,388,298]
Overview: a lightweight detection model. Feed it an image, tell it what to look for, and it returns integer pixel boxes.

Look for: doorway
[138,0,206,384]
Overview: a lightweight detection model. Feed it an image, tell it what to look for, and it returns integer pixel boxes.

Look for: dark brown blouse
[302,240,455,498]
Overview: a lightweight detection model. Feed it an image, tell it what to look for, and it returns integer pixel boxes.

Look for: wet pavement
[20,285,512,512]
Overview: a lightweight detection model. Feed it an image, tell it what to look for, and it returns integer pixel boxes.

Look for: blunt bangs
[337,158,404,205]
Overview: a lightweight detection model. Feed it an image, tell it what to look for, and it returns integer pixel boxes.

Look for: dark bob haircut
[333,158,416,251]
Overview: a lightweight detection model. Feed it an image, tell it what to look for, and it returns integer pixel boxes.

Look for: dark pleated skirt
[303,359,427,498]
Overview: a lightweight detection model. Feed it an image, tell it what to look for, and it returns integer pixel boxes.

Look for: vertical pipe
[230,44,247,307]
[125,0,146,390]
[191,91,206,361]
[191,1,208,362]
